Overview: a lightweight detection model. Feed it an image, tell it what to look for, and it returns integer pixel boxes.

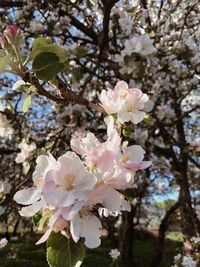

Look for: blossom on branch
[99,80,153,125]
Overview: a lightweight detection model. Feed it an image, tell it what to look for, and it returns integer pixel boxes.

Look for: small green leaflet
[0,54,11,73]
[22,95,32,113]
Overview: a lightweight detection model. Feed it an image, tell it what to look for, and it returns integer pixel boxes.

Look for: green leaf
[22,95,32,113]
[33,212,42,226]
[38,216,47,231]
[32,52,65,81]
[122,125,133,137]
[47,232,85,267]
[0,49,6,57]
[32,37,52,49]
[0,54,11,73]
[30,41,69,63]
[73,47,88,58]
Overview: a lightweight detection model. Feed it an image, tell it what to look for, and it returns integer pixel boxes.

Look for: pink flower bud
[5,25,21,37]
[4,25,21,45]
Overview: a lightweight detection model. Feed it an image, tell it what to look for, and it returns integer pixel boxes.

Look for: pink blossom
[99,81,153,125]
[42,152,96,208]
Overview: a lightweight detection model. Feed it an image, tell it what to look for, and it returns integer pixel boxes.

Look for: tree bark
[119,207,137,267]
[151,201,180,267]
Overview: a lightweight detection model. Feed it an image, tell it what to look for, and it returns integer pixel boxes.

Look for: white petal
[75,172,96,191]
[14,187,41,205]
[130,110,145,124]
[125,145,145,162]
[70,215,81,243]
[81,215,101,248]
[103,188,122,212]
[19,199,44,217]
[118,110,130,123]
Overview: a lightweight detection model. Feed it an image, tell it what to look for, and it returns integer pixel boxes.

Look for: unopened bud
[4,25,21,45]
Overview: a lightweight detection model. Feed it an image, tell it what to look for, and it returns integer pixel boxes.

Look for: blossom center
[64,174,76,190]
[42,208,55,218]
[34,176,44,187]
[122,154,130,163]
[121,89,129,98]
[126,105,133,112]
[79,208,90,218]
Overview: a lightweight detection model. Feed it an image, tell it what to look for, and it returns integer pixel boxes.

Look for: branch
[98,0,119,56]
[188,156,200,169]
[0,147,19,155]
[23,74,104,113]
[140,0,152,28]
[0,0,23,8]
[65,14,98,43]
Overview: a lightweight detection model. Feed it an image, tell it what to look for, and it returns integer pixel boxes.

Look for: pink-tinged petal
[36,227,53,245]
[43,180,76,207]
[70,138,87,156]
[14,187,41,205]
[54,216,68,231]
[123,162,141,171]
[61,201,84,221]
[114,81,128,95]
[19,199,44,217]
[58,152,85,179]
[121,199,131,212]
[75,172,96,191]
[125,145,145,162]
[140,161,152,169]
[86,184,108,206]
[95,150,115,172]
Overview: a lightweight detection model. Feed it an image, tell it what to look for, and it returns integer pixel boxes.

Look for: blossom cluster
[15,139,36,164]
[171,237,199,267]
[14,81,152,249]
[171,254,197,267]
[99,81,153,125]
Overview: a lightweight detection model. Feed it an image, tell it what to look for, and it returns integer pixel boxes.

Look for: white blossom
[0,238,8,249]
[109,248,120,261]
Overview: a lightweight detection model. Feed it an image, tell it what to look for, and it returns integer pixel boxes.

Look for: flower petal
[14,187,41,205]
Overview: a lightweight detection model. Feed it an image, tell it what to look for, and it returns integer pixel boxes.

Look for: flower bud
[4,25,21,45]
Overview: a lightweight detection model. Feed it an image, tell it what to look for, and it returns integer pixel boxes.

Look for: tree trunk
[119,207,136,267]
[151,201,180,267]
[179,176,200,254]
